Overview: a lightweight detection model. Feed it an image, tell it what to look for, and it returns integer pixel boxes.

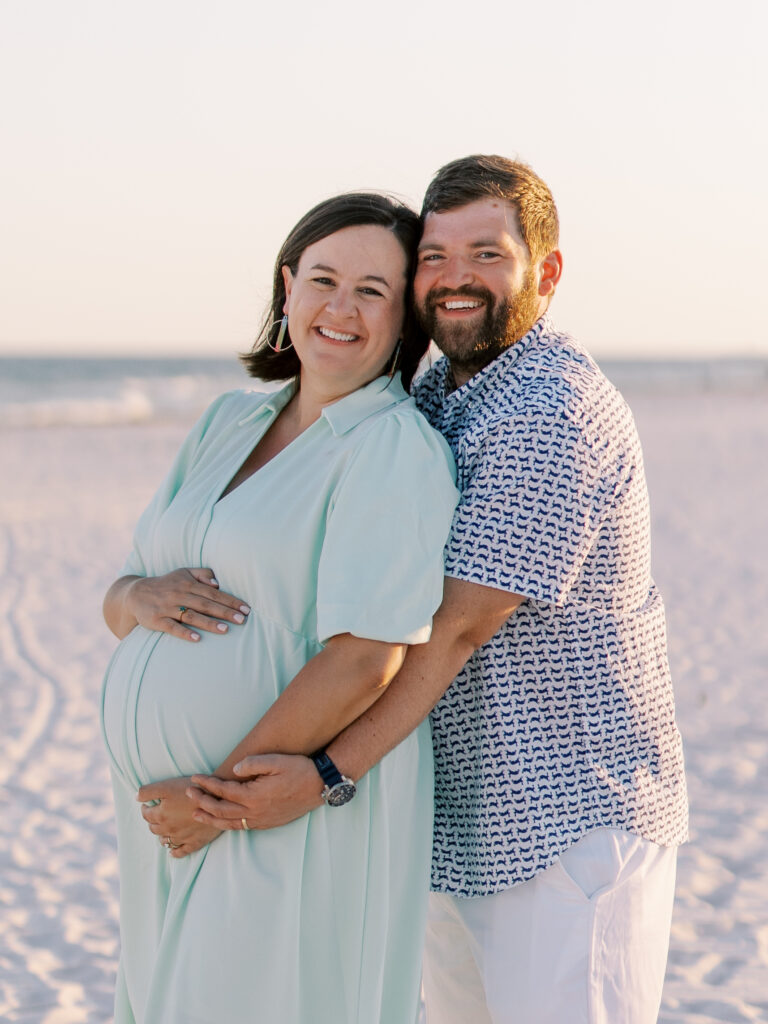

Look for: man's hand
[138,776,223,858]
[188,755,324,831]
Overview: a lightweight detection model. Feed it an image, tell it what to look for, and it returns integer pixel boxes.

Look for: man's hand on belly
[138,776,223,858]
[188,754,324,831]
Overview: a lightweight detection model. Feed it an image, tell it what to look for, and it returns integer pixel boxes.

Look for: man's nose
[436,255,475,289]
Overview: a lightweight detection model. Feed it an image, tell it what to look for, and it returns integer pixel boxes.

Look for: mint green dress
[101,374,458,1024]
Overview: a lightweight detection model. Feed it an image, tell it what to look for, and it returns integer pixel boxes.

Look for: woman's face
[282,224,408,400]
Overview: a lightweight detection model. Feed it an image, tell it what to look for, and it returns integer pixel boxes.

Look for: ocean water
[0,354,766,429]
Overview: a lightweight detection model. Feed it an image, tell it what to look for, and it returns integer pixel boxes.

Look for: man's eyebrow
[310,263,391,287]
[417,239,508,251]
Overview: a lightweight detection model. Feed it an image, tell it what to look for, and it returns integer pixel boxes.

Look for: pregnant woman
[101,192,458,1023]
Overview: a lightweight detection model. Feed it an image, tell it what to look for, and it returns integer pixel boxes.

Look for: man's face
[414,198,545,385]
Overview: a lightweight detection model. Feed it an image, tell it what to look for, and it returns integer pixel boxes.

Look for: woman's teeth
[318,327,358,342]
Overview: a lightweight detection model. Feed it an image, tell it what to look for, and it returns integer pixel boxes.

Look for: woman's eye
[312,276,334,286]
[359,287,384,297]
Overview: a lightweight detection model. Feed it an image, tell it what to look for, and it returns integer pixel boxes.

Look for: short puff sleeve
[316,411,457,645]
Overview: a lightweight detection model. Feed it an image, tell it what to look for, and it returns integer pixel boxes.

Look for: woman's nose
[324,288,357,317]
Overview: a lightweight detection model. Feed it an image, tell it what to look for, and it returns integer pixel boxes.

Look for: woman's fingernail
[233,613,245,624]
[233,763,243,775]
[217,623,228,632]
[210,578,219,586]
[239,605,250,615]
[190,633,200,642]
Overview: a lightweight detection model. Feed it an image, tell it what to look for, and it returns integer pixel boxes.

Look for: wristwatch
[310,750,357,807]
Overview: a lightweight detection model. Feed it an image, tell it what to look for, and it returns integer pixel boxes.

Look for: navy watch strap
[311,751,344,788]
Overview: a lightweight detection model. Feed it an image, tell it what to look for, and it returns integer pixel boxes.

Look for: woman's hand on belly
[138,776,223,858]
[115,568,251,642]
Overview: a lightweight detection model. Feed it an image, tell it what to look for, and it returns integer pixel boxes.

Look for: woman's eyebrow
[310,263,391,288]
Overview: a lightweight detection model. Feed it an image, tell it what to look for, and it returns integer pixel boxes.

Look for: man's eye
[419,253,443,263]
[359,287,384,297]
[477,251,501,260]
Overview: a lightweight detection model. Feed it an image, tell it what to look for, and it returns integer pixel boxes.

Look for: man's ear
[281,265,294,313]
[538,250,563,297]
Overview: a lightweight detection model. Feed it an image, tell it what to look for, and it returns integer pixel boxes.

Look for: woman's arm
[138,632,405,855]
[187,578,524,832]
[103,568,251,642]
[216,633,406,778]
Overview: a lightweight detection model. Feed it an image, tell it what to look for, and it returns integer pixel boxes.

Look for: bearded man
[187,155,690,1023]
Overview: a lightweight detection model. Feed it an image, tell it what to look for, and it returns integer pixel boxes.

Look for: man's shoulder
[514,325,630,427]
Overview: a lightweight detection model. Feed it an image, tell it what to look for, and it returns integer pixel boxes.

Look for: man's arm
[187,576,524,830]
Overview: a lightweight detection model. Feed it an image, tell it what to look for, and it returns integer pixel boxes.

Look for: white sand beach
[1,386,766,1023]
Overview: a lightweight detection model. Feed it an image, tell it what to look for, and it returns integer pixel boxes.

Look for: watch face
[326,781,357,807]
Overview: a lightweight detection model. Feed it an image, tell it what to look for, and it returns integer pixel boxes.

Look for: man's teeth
[443,300,482,310]
[318,327,358,341]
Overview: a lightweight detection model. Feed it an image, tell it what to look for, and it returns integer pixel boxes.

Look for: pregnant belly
[101,618,317,786]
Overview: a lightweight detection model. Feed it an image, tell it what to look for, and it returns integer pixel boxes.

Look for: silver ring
[162,836,172,848]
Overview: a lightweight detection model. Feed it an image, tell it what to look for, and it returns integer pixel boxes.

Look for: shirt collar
[237,380,296,427]
[236,373,409,435]
[322,373,410,435]
[441,313,553,405]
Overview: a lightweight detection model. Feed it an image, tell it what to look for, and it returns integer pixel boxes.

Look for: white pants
[423,829,677,1024]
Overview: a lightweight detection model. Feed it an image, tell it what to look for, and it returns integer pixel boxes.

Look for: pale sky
[1,0,766,359]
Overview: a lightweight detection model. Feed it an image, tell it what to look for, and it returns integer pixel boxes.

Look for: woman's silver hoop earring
[267,315,292,353]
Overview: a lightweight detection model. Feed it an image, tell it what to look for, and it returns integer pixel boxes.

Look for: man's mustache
[423,286,495,308]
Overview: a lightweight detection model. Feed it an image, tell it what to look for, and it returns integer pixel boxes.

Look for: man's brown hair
[421,154,559,263]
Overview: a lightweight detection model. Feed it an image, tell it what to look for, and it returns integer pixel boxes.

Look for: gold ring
[178,606,187,619]
[241,818,250,831]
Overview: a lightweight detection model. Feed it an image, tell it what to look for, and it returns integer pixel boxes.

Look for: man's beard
[416,269,541,380]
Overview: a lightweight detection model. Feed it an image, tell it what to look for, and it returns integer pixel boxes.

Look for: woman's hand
[188,755,324,831]
[138,776,223,858]
[116,568,251,642]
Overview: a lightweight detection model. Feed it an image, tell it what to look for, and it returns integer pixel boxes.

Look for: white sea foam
[0,387,155,427]
[0,360,260,428]
[1,356,767,431]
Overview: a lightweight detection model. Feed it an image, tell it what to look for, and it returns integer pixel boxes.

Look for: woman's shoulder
[345,393,457,490]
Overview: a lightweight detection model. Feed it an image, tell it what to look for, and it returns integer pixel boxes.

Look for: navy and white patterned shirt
[414,315,688,897]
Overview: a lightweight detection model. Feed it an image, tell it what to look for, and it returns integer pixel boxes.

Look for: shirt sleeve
[120,392,238,578]
[444,406,618,605]
[316,412,458,645]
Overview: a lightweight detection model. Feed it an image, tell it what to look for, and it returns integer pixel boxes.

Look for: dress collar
[237,373,409,436]
[321,373,409,436]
